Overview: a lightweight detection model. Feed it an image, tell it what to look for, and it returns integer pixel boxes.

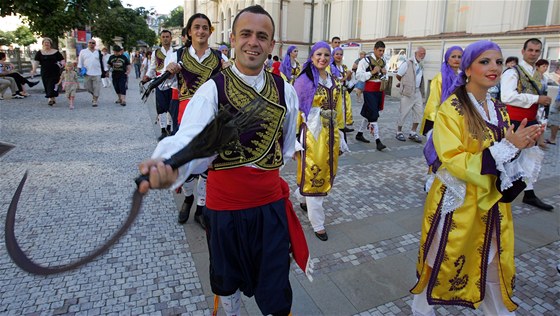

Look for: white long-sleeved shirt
[77,48,105,76]
[151,64,299,190]
[500,59,539,108]
[146,46,175,78]
[356,55,386,82]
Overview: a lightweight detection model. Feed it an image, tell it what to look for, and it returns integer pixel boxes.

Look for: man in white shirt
[501,38,553,211]
[78,39,105,106]
[138,5,306,316]
[144,30,175,141]
[395,46,426,143]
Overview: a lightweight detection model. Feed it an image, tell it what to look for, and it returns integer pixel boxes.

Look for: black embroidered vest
[177,48,222,101]
[211,68,287,170]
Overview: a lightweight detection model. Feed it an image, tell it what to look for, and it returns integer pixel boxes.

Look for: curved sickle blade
[5,172,145,275]
[0,141,15,158]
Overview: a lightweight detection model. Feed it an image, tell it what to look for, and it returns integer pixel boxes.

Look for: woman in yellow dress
[331,47,355,132]
[411,40,545,315]
[420,45,463,135]
[293,41,347,241]
[280,45,301,84]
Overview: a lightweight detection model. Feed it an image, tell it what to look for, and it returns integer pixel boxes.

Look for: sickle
[5,171,145,275]
[4,98,266,275]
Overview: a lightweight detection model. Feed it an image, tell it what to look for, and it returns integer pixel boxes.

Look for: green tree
[93,1,157,51]
[0,0,111,47]
[0,30,15,46]
[13,25,36,46]
[161,6,184,28]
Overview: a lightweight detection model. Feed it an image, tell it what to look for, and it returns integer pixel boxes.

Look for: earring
[466,76,470,83]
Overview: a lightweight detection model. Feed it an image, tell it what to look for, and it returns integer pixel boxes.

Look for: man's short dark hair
[160,29,172,37]
[374,41,386,49]
[505,56,519,65]
[273,55,279,61]
[536,59,549,67]
[523,38,542,50]
[331,36,341,42]
[0,52,6,59]
[232,5,275,39]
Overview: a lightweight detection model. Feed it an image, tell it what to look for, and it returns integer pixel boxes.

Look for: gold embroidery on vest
[179,50,220,100]
[212,68,286,170]
[155,49,166,73]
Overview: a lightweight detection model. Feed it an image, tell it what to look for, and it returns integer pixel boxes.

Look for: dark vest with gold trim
[177,47,222,101]
[506,65,542,122]
[210,67,287,171]
[154,48,168,76]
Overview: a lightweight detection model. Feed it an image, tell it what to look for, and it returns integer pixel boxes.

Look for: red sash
[207,167,311,276]
[171,88,179,100]
[506,104,538,122]
[364,81,381,92]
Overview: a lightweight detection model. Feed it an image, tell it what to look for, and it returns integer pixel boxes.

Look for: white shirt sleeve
[500,68,539,108]
[77,50,84,69]
[146,50,157,78]
[356,58,372,82]
[282,83,299,163]
[397,61,408,77]
[151,80,218,190]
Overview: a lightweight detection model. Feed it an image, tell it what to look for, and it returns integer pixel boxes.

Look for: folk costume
[280,45,301,84]
[420,46,463,135]
[293,41,347,237]
[172,45,223,225]
[331,47,355,128]
[411,41,543,315]
[147,45,175,139]
[501,56,554,211]
[152,64,309,315]
[355,52,388,149]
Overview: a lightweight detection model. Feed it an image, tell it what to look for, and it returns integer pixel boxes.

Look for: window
[389,0,405,36]
[528,0,560,26]
[444,0,469,33]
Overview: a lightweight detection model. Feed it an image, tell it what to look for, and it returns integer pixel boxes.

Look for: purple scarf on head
[440,46,463,103]
[448,40,502,96]
[293,41,331,117]
[280,45,297,81]
[330,47,343,78]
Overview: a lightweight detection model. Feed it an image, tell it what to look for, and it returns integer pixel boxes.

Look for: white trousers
[294,189,326,232]
[181,175,207,206]
[358,119,380,140]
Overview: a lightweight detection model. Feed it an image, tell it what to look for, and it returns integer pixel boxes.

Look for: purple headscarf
[218,45,228,51]
[280,45,297,81]
[293,41,331,117]
[448,40,502,95]
[330,47,343,78]
[440,46,463,103]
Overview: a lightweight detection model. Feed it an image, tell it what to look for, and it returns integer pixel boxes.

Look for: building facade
[183,0,560,94]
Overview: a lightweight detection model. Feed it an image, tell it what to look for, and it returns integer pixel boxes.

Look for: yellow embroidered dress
[296,77,344,195]
[411,94,543,312]
[420,72,442,135]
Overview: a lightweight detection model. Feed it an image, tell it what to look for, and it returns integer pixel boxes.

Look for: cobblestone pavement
[1,77,559,316]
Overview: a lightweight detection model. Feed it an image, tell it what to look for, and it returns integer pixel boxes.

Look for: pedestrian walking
[107,45,131,106]
[78,39,105,107]
[31,37,65,106]
[57,62,79,109]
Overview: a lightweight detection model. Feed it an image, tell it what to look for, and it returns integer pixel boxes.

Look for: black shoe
[194,214,206,230]
[342,127,354,133]
[178,195,194,224]
[376,139,387,151]
[522,196,554,211]
[28,81,39,87]
[300,203,308,213]
[314,231,328,241]
[355,132,370,143]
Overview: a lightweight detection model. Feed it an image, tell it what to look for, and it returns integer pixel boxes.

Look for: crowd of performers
[138,4,553,315]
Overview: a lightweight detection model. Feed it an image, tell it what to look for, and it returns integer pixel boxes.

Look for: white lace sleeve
[435,169,466,216]
[489,139,543,191]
